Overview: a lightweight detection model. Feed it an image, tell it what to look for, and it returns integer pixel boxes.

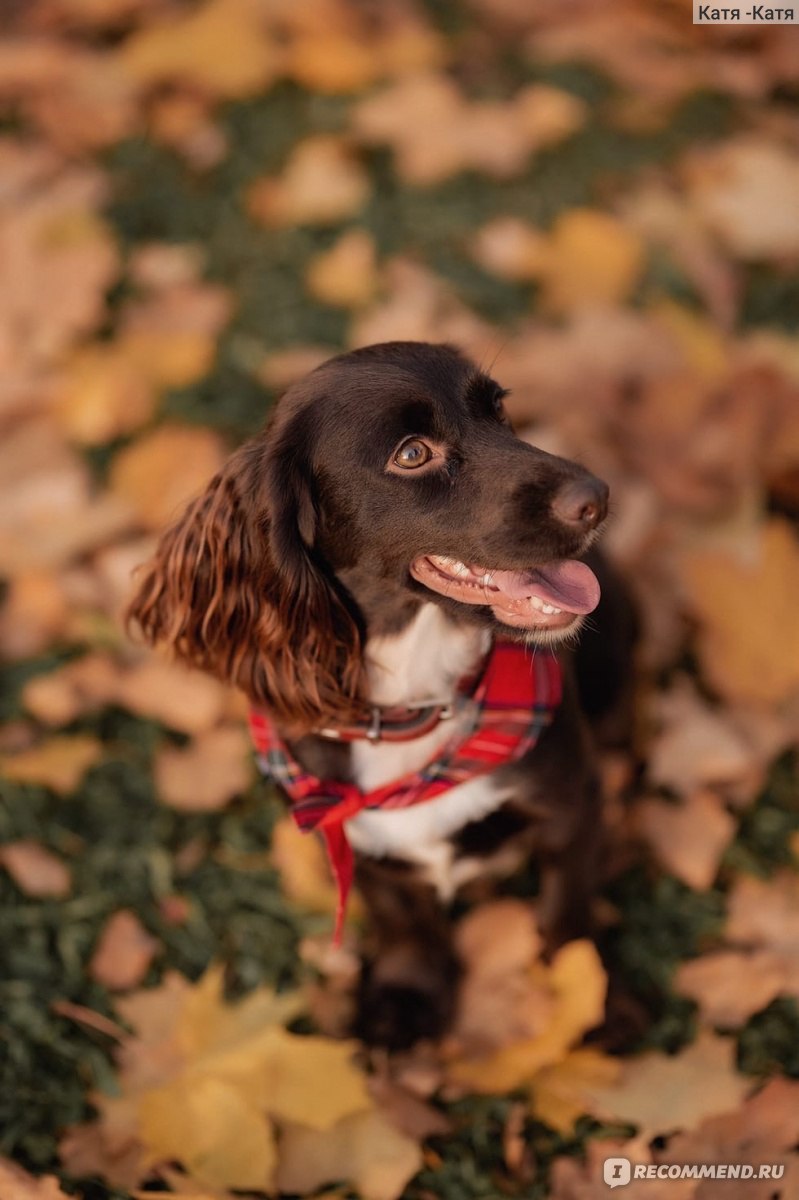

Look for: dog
[128,341,637,1049]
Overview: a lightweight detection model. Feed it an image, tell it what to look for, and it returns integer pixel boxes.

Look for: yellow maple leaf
[138,1076,277,1191]
[680,519,799,706]
[450,939,607,1092]
[530,1047,621,1133]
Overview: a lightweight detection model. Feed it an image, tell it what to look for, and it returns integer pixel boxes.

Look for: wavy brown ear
[126,432,366,735]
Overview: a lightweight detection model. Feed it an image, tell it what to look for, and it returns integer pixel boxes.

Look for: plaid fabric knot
[250,641,562,943]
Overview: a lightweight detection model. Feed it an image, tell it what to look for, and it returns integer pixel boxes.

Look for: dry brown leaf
[0,419,135,573]
[258,344,339,390]
[109,424,226,529]
[453,899,548,1050]
[350,258,496,362]
[118,0,281,99]
[634,789,735,890]
[550,1135,697,1200]
[22,654,121,726]
[90,910,160,991]
[2,734,102,793]
[675,950,785,1028]
[684,137,799,260]
[470,216,548,282]
[726,871,799,954]
[0,840,71,898]
[352,75,584,185]
[450,940,607,1092]
[0,1158,74,1200]
[647,679,761,799]
[246,135,371,227]
[114,660,230,734]
[154,726,252,811]
[0,159,119,382]
[578,1032,750,1137]
[276,1109,423,1200]
[306,229,378,308]
[680,519,799,706]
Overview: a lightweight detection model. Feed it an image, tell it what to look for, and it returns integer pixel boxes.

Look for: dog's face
[129,341,609,730]
[276,341,607,643]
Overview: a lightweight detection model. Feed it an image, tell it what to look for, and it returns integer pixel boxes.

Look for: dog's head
[128,341,607,732]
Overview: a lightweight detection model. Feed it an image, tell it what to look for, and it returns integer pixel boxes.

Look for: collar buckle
[366,707,382,742]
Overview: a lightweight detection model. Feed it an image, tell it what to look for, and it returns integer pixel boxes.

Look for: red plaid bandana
[249,641,562,943]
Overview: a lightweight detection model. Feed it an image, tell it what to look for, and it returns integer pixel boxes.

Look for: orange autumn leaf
[680,519,799,706]
[118,0,281,99]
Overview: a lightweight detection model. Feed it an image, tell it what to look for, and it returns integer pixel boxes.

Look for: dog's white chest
[343,607,508,896]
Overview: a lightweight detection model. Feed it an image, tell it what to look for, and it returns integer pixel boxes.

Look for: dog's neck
[363,603,491,707]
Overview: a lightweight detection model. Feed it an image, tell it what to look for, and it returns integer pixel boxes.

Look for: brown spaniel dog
[129,341,636,1048]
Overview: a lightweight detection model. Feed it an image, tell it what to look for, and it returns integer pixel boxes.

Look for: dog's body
[129,341,636,1047]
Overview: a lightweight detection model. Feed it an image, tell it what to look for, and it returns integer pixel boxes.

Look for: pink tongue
[490,560,601,615]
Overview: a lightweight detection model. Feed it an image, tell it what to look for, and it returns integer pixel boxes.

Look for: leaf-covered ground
[1,1,799,1197]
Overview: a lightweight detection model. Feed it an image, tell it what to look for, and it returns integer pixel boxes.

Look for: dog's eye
[393,438,433,469]
[493,389,509,422]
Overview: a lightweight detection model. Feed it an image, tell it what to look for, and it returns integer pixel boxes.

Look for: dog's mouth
[410,554,601,632]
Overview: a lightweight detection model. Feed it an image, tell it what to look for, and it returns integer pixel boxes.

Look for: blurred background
[2,1,799,1197]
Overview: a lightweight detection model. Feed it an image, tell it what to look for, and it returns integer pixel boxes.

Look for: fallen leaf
[470,216,548,282]
[1,733,102,793]
[138,1076,277,1192]
[529,1047,622,1133]
[90,910,160,991]
[113,659,231,735]
[450,940,607,1091]
[0,840,71,898]
[685,137,799,260]
[647,679,761,799]
[276,1109,423,1200]
[0,1158,73,1200]
[109,424,226,529]
[680,519,799,706]
[54,343,156,445]
[634,789,736,890]
[353,75,584,185]
[675,950,785,1028]
[246,135,371,227]
[726,871,799,954]
[154,725,252,811]
[578,1033,750,1137]
[306,229,378,308]
[118,0,281,99]
[533,209,646,314]
[0,569,69,659]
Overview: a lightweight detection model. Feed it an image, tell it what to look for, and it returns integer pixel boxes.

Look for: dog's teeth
[480,573,493,586]
[529,595,562,615]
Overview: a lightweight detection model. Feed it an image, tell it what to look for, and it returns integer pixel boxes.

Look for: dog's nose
[551,478,609,531]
